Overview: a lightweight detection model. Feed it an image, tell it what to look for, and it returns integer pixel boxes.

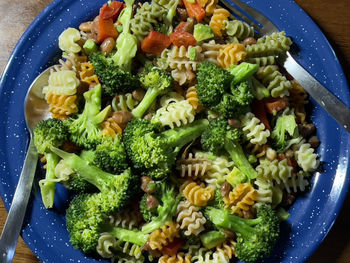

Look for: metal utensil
[221,0,350,132]
[0,66,52,263]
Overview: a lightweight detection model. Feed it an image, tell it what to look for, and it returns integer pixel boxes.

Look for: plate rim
[0,0,349,262]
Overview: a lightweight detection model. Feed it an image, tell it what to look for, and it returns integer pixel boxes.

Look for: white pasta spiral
[294,143,319,172]
[154,100,195,129]
[42,70,79,99]
[58,27,81,53]
[176,200,206,236]
[240,112,270,145]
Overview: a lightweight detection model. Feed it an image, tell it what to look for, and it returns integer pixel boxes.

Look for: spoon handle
[0,138,37,263]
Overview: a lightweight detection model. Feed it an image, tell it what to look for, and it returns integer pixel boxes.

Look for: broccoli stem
[163,119,209,148]
[141,190,180,234]
[207,208,258,240]
[224,139,257,180]
[39,152,59,209]
[131,88,159,119]
[110,227,149,246]
[50,147,115,192]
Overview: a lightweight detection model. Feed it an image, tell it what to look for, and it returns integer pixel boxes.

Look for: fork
[220,0,350,133]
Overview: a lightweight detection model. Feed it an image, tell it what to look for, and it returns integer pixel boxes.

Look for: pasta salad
[33,0,320,262]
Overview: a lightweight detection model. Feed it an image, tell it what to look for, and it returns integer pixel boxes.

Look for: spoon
[0,66,52,263]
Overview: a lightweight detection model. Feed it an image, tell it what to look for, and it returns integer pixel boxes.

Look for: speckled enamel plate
[0,0,349,262]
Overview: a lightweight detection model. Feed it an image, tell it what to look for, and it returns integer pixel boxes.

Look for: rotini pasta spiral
[209,6,231,37]
[294,143,319,172]
[240,112,270,145]
[109,208,143,230]
[112,93,139,112]
[43,70,80,99]
[101,114,123,137]
[217,43,246,69]
[191,246,230,263]
[204,155,234,189]
[180,180,214,206]
[256,159,293,191]
[171,68,196,86]
[159,253,192,263]
[130,2,165,42]
[46,93,78,120]
[223,183,258,216]
[246,56,276,66]
[255,66,292,98]
[148,221,180,250]
[79,62,100,85]
[198,0,218,15]
[52,52,87,73]
[96,233,118,258]
[216,239,236,260]
[186,86,202,112]
[224,20,254,40]
[257,31,292,52]
[176,152,212,179]
[176,200,207,236]
[58,27,81,53]
[254,176,273,206]
[283,171,309,193]
[153,100,195,129]
[201,40,222,66]
[167,45,204,71]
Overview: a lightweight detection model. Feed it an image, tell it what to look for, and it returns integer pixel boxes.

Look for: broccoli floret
[66,193,148,253]
[140,181,180,234]
[92,135,128,174]
[90,52,139,97]
[196,61,255,118]
[196,61,232,108]
[205,205,280,263]
[201,119,257,180]
[123,118,209,179]
[131,68,173,119]
[65,84,111,149]
[271,112,299,153]
[51,147,139,212]
[34,118,69,208]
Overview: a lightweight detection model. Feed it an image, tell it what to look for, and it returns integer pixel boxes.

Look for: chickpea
[146,195,159,210]
[243,37,257,46]
[221,182,232,197]
[79,21,92,32]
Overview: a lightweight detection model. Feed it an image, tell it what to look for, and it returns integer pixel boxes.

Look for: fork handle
[0,138,37,263]
[284,54,350,133]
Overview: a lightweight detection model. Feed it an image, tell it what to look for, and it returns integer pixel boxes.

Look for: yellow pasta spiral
[79,62,100,85]
[223,183,258,216]
[180,180,214,206]
[148,221,180,250]
[216,239,236,260]
[209,6,231,37]
[198,0,218,15]
[101,115,123,137]
[46,92,78,120]
[159,253,192,263]
[185,86,203,112]
[247,143,268,158]
[217,43,246,69]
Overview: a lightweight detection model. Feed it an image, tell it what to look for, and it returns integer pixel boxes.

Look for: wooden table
[0,0,349,262]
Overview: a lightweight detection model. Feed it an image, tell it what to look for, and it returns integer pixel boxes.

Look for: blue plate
[0,0,349,262]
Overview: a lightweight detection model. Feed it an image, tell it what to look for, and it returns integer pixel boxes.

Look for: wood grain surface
[0,0,349,262]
